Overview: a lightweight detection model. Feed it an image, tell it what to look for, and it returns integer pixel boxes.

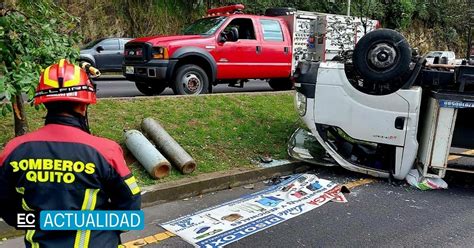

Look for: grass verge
[0,92,300,186]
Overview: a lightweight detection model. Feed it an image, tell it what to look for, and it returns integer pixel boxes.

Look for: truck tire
[353,29,411,83]
[268,78,293,91]
[172,64,209,95]
[264,7,296,16]
[135,81,167,96]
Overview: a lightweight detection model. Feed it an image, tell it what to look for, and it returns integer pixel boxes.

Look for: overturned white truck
[290,29,474,181]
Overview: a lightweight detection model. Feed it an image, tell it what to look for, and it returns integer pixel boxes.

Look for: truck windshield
[182,16,227,35]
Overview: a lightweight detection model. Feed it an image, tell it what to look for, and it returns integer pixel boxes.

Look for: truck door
[94,39,122,70]
[312,63,422,178]
[257,19,292,78]
[214,17,261,79]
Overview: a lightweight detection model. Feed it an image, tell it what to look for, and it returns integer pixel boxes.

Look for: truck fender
[170,47,217,83]
[78,54,95,66]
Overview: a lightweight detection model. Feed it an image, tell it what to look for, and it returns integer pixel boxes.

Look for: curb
[140,161,311,208]
[100,90,292,101]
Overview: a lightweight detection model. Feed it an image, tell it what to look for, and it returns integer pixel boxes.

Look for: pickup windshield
[182,16,227,35]
[82,38,105,49]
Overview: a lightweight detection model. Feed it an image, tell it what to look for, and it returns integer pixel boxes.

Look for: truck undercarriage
[291,29,474,181]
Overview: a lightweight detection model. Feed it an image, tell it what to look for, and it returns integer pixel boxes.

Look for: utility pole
[467,0,474,60]
[347,0,351,16]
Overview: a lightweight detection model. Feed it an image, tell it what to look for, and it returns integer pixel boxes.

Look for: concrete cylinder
[124,129,171,179]
[141,118,196,174]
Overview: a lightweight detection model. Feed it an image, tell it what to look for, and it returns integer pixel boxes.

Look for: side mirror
[220,27,239,43]
[96,46,104,53]
[219,32,227,43]
[228,27,239,42]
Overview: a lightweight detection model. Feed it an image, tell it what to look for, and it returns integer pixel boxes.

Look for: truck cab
[292,29,474,181]
[123,4,379,96]
[123,4,292,95]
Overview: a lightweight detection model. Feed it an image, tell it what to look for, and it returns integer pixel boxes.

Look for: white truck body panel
[418,97,458,178]
[311,15,379,61]
[281,11,379,74]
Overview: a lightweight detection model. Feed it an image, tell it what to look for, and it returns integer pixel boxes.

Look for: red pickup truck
[122,5,378,95]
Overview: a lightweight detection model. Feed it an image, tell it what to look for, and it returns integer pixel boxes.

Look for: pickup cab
[123,5,378,95]
[425,51,458,65]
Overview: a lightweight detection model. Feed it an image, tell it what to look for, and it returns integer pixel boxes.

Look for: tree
[0,0,81,136]
[351,0,385,34]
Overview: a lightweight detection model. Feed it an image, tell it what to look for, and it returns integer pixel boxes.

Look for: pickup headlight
[152,47,169,59]
[295,91,307,116]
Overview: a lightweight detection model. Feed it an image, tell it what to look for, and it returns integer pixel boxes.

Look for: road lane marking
[123,231,175,248]
[343,178,376,190]
[448,149,474,161]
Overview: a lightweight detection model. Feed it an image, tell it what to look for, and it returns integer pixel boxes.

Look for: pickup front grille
[124,42,152,63]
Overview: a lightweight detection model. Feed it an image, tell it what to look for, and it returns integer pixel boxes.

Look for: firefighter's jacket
[0,115,141,248]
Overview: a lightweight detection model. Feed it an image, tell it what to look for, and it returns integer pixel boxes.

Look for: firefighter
[0,59,141,248]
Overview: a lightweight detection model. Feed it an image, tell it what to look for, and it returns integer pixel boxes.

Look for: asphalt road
[1,166,473,247]
[94,76,273,98]
[117,166,473,248]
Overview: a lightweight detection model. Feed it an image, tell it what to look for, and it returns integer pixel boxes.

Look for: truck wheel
[268,79,293,91]
[172,64,209,95]
[264,7,296,16]
[353,29,411,83]
[135,81,167,96]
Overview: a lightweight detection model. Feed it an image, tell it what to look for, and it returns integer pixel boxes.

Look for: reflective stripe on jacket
[0,116,141,248]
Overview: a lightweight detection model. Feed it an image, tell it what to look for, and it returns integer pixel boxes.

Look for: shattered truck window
[182,16,227,35]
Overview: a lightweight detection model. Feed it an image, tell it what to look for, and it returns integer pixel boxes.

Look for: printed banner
[161,174,347,247]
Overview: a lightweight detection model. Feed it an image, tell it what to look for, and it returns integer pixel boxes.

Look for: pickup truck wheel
[268,79,293,91]
[172,64,209,95]
[135,81,166,96]
[353,29,411,83]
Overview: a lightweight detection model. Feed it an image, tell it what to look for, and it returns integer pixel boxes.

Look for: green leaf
[0,77,5,93]
[1,105,7,117]
[4,90,11,101]
[5,103,12,112]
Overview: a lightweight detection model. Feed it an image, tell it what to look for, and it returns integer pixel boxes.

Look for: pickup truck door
[94,39,122,70]
[256,19,292,78]
[214,17,262,79]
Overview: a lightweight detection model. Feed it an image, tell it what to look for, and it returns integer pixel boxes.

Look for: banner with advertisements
[161,173,347,247]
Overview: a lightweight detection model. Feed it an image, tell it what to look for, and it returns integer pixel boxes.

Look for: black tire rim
[366,41,399,72]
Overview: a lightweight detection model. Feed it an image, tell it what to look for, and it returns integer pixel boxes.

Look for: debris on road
[124,129,171,179]
[161,173,347,247]
[257,159,291,168]
[264,175,291,185]
[259,155,273,163]
[243,184,254,190]
[142,117,196,174]
[406,169,448,190]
